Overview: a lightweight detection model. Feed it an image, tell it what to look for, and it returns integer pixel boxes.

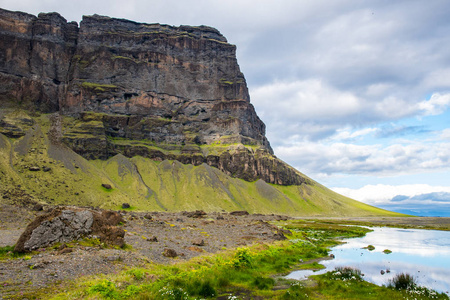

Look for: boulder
[182,210,207,218]
[230,210,249,216]
[192,239,205,246]
[102,183,112,190]
[14,207,125,252]
[163,248,178,258]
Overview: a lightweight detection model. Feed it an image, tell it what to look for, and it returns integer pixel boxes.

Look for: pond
[286,227,450,294]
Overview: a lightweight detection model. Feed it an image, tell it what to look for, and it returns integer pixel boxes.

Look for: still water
[287,227,450,293]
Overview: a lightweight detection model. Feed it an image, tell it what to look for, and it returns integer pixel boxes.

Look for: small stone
[163,248,178,258]
[148,236,158,242]
[144,214,153,220]
[272,232,287,240]
[42,166,51,172]
[104,255,121,262]
[32,204,43,211]
[182,210,206,218]
[29,166,40,171]
[329,254,335,258]
[192,239,205,246]
[229,210,249,216]
[380,270,385,275]
[58,248,73,255]
[187,246,204,252]
[121,203,130,209]
[102,183,112,190]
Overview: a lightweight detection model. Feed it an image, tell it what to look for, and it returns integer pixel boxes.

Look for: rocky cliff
[0,8,306,185]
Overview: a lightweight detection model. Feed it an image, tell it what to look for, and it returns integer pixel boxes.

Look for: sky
[2,0,450,216]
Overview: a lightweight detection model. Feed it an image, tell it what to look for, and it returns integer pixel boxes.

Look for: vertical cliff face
[0,10,78,111]
[0,9,307,186]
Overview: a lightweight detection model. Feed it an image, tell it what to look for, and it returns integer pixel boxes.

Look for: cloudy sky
[3,0,450,215]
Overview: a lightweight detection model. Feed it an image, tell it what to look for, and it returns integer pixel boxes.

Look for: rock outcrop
[0,8,306,185]
[14,207,125,252]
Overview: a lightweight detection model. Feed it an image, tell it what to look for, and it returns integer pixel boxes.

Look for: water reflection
[287,227,450,293]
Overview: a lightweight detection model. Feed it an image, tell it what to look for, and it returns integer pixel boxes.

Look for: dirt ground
[1,204,449,298]
[0,204,289,298]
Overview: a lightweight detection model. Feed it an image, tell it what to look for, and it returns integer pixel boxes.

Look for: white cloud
[252,79,361,121]
[417,93,450,116]
[441,129,450,140]
[332,127,377,141]
[275,140,450,178]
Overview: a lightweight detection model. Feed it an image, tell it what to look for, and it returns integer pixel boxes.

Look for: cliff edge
[0,8,309,186]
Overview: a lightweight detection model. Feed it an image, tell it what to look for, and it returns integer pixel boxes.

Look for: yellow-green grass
[0,112,405,217]
[17,220,447,300]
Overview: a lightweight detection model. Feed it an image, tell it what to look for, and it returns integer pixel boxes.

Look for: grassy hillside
[0,111,402,217]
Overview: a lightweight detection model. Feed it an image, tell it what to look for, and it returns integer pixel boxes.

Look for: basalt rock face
[0,9,306,186]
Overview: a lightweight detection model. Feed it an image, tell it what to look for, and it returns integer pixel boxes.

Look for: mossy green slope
[0,113,401,217]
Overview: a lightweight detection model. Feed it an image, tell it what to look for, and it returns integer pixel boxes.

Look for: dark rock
[14,208,125,252]
[278,228,292,236]
[187,246,204,253]
[330,254,335,258]
[380,270,385,275]
[29,166,40,171]
[42,166,51,172]
[104,255,121,262]
[102,183,112,190]
[121,203,130,209]
[32,204,43,211]
[230,210,249,216]
[148,236,158,242]
[58,248,73,255]
[192,239,205,246]
[144,214,153,220]
[182,210,207,218]
[163,248,178,258]
[272,232,287,241]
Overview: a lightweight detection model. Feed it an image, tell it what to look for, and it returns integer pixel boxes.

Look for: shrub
[331,267,363,281]
[127,268,146,280]
[233,248,253,269]
[198,280,216,297]
[388,273,416,290]
[252,276,275,290]
[88,279,119,299]
[281,282,309,299]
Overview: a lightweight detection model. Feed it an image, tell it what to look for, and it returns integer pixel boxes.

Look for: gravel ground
[2,204,449,299]
[0,205,289,298]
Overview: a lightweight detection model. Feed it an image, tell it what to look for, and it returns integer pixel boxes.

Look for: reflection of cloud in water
[287,227,450,293]
[337,228,450,257]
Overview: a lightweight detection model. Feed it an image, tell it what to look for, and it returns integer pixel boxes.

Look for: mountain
[0,8,401,216]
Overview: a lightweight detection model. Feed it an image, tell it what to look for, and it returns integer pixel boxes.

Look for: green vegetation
[0,110,406,217]
[0,245,28,260]
[16,220,447,299]
[81,82,118,92]
[388,273,416,290]
[364,245,376,251]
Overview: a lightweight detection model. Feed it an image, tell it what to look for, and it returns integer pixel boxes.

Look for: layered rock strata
[0,9,306,185]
